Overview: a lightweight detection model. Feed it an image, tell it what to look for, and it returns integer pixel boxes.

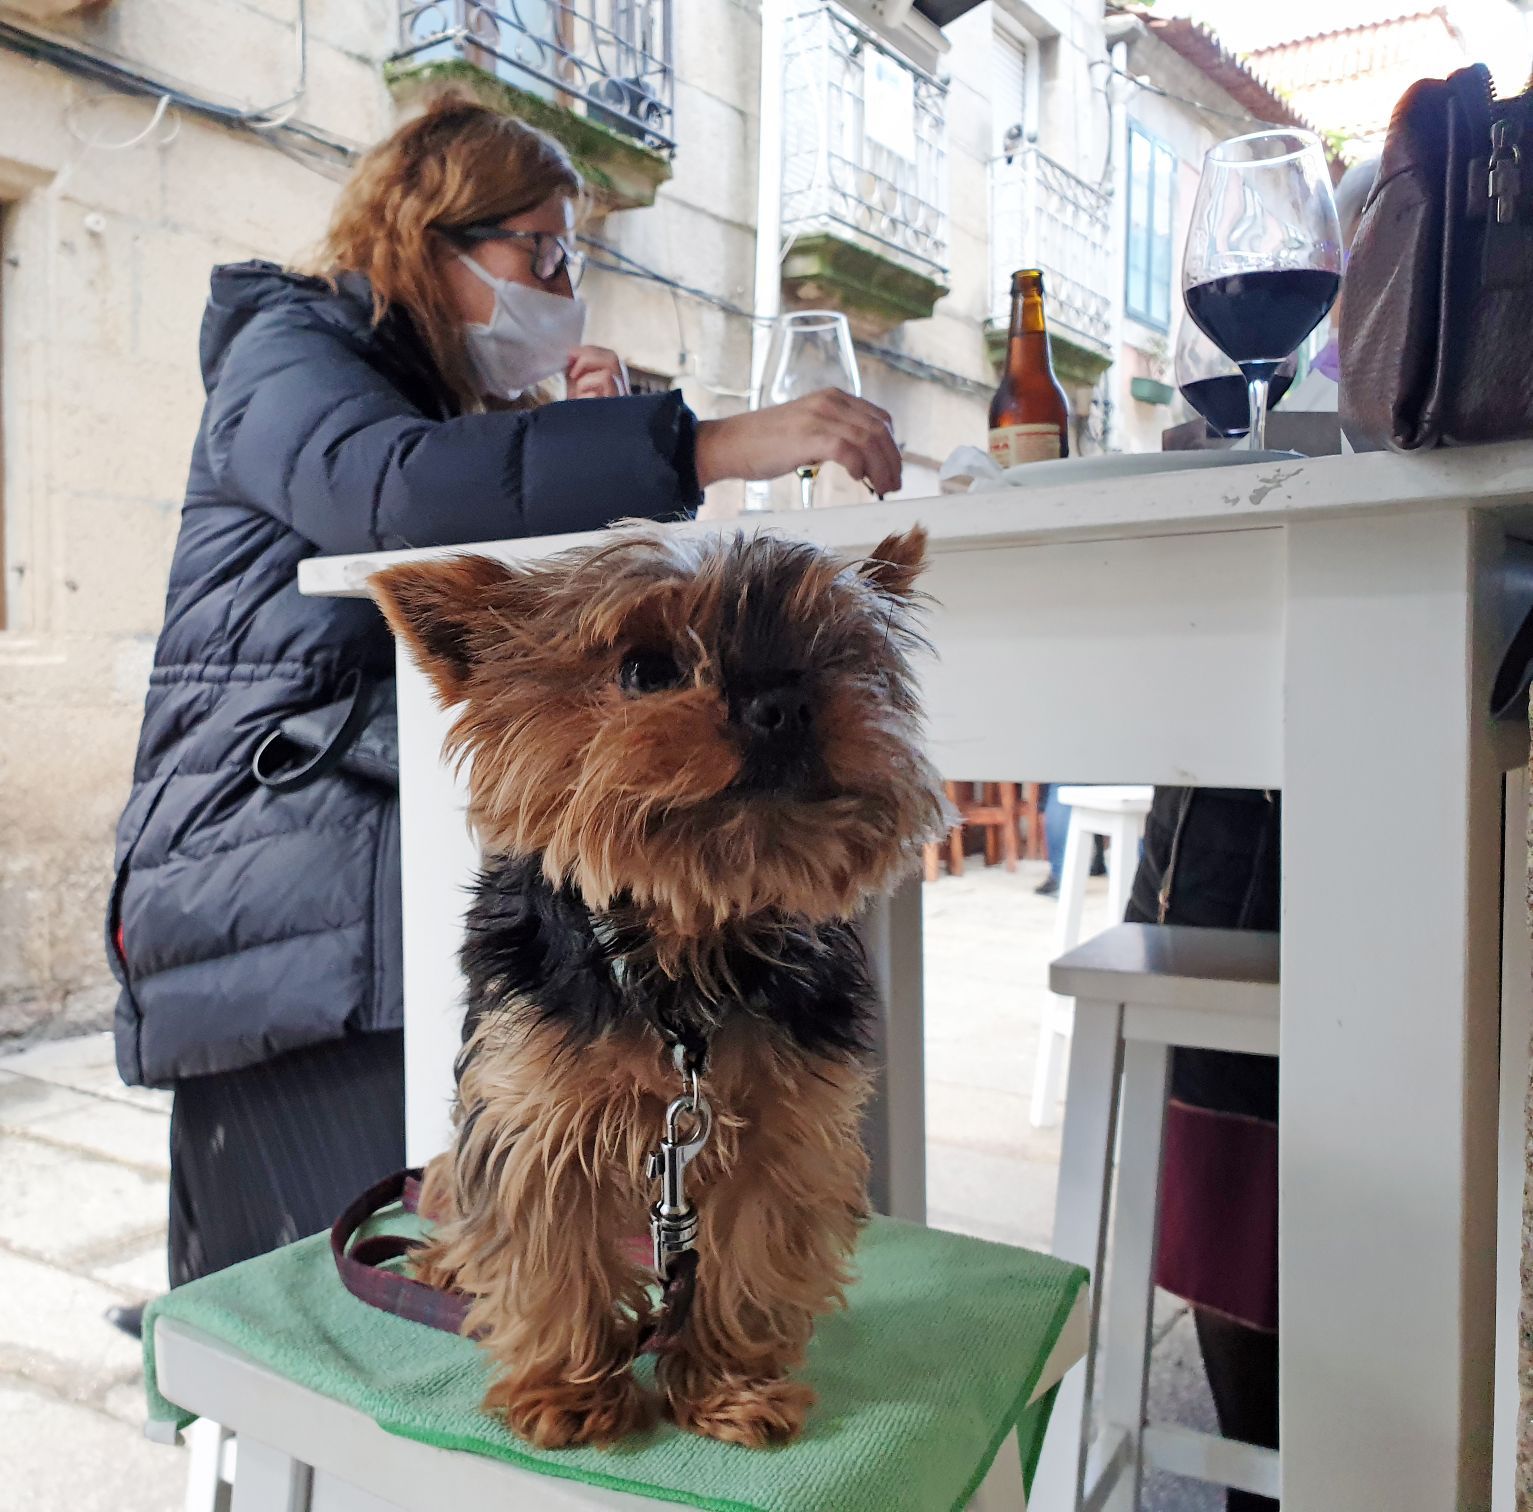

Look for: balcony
[779,2,950,333]
[389,2,674,209]
[989,148,1114,385]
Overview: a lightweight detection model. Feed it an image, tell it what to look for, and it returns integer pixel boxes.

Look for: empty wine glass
[761,311,861,509]
[1175,319,1297,441]
[1182,130,1341,449]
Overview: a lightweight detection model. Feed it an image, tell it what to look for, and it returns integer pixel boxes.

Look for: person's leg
[168,1029,405,1284]
[1037,783,1069,895]
[1194,1309,1279,1512]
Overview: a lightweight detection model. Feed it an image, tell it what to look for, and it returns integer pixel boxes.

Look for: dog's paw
[669,1376,816,1448]
[485,1372,654,1449]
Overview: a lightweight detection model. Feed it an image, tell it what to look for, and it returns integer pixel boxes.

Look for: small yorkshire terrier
[371,525,943,1452]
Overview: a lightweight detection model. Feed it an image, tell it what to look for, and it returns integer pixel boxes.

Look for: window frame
[1124,121,1178,332]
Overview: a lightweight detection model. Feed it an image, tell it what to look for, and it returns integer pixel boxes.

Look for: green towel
[144,1214,1085,1512]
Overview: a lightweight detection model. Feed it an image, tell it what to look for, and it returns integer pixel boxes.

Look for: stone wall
[0,0,392,1043]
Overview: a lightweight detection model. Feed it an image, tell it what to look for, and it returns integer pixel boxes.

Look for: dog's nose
[742,686,812,739]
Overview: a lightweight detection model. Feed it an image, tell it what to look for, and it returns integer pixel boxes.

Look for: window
[991,18,1037,160]
[1125,124,1176,330]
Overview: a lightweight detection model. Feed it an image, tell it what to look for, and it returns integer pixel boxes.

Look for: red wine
[1185,269,1339,373]
[1180,371,1294,437]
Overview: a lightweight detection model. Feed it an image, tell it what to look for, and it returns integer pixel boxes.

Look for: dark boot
[105,1302,146,1340]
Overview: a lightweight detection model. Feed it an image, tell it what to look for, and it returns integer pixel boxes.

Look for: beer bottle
[988,269,1070,465]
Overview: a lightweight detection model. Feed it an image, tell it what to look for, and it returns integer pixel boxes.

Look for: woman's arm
[695,390,901,495]
[203,310,699,555]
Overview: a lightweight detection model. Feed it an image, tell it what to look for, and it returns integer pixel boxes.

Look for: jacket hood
[199,261,374,392]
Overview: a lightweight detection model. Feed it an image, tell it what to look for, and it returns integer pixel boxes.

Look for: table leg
[1494,766,1530,1510]
[858,872,926,1222]
[1282,510,1502,1510]
[395,652,476,1168]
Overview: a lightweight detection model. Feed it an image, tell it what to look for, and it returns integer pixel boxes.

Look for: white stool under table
[1031,786,1153,1129]
[1030,922,1281,1512]
[156,1307,1089,1512]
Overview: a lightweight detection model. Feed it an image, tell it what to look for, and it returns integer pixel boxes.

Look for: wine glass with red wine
[1175,318,1297,441]
[1182,130,1341,450]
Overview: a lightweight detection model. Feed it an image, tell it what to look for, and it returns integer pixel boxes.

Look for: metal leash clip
[646,1047,712,1282]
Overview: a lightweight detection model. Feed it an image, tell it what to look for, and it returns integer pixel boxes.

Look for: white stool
[153,1313,1085,1511]
[1031,786,1153,1128]
[1030,923,1281,1512]
[182,1419,233,1512]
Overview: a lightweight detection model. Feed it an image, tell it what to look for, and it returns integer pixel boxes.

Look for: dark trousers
[168,1029,406,1285]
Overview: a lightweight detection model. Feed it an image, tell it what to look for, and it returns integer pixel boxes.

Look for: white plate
[972,449,1304,491]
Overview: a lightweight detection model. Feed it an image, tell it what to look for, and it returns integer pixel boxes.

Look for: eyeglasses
[445,224,587,290]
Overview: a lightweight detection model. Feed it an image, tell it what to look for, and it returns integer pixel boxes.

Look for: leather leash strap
[330,1167,695,1355]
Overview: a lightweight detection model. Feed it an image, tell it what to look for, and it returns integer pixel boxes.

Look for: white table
[301,442,1533,1511]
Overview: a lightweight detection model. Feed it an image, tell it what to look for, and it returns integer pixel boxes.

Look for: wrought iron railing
[780,2,949,280]
[990,148,1112,354]
[395,1,675,153]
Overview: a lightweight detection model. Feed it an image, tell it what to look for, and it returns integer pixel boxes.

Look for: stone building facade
[1,0,1277,1043]
[0,0,394,1042]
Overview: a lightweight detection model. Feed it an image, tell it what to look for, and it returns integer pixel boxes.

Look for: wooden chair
[924,782,1044,881]
[1018,781,1045,861]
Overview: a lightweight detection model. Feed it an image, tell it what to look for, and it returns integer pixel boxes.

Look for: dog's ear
[857,527,927,602]
[370,555,524,704]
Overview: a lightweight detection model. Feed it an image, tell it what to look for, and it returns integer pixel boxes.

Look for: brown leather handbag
[1341,63,1533,450]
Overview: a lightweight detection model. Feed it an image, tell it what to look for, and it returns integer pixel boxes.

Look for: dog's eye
[618,650,685,695]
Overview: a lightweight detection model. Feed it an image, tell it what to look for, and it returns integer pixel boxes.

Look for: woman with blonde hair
[106,97,899,1309]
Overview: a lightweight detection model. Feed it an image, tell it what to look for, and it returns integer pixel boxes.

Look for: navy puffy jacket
[110,261,700,1087]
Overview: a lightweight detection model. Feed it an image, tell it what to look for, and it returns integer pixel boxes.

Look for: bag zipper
[1463,63,1533,288]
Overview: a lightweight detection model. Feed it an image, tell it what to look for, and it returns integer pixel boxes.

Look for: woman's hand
[694,389,901,495]
[566,346,629,400]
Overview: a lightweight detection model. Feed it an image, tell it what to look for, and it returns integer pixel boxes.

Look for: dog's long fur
[373,525,943,1450]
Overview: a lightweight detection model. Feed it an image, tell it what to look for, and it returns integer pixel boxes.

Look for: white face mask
[457,253,587,399]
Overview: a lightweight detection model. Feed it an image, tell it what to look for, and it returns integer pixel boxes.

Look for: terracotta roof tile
[1114,9,1330,145]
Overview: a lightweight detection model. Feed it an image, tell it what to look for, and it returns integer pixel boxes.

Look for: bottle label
[988,423,1062,467]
